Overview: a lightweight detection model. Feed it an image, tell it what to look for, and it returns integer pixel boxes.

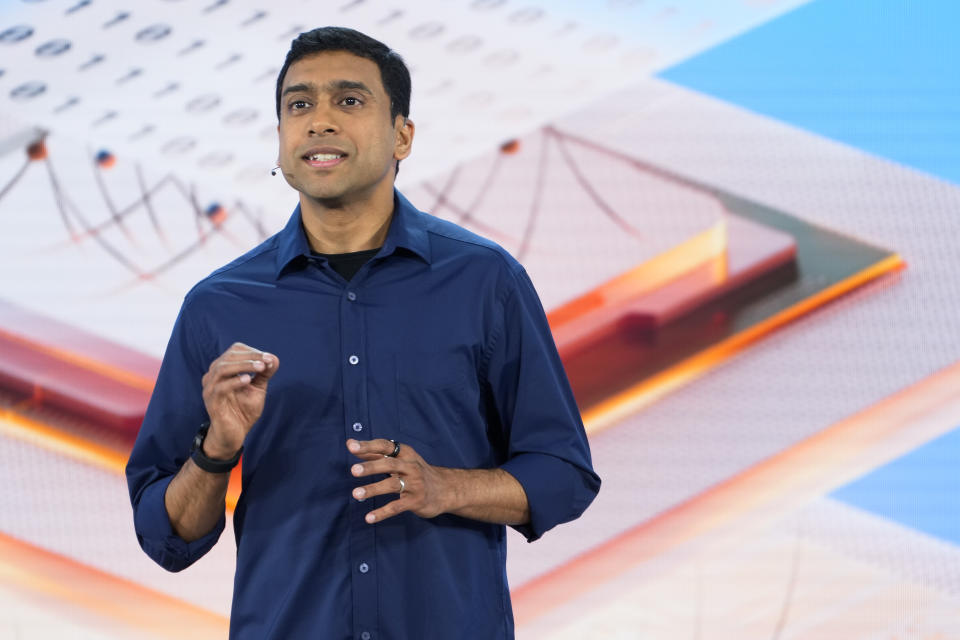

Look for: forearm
[164,457,230,542]
[439,467,530,525]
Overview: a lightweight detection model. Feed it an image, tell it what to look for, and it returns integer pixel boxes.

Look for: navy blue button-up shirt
[126,191,600,639]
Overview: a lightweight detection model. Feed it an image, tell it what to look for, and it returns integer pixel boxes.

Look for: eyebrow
[281,80,374,98]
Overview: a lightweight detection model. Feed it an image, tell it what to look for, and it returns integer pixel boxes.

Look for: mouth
[302,148,347,169]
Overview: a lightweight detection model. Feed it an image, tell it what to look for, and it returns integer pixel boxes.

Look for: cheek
[278,124,299,151]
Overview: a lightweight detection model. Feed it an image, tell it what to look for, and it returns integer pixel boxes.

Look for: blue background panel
[831,427,960,546]
[659,0,960,186]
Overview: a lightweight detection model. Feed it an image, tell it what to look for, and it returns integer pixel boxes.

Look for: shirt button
[361,632,371,640]
[352,422,363,432]
[347,291,357,301]
[348,355,359,365]
[358,562,369,574]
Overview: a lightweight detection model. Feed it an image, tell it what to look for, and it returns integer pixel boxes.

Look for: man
[126,26,599,639]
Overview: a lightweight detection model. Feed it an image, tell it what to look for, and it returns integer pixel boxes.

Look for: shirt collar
[274,189,431,277]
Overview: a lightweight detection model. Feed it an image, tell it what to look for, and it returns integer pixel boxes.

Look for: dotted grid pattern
[2,44,957,631]
[517,499,960,639]
[0,580,167,640]
[3,2,957,634]
[0,126,275,356]
[401,127,725,312]
[0,0,806,197]
[0,423,237,617]
[0,0,810,359]
[507,77,960,588]
[1,56,957,635]
[803,496,960,598]
[0,584,118,640]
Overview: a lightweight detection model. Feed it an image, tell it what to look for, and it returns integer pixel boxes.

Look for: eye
[289,100,310,111]
[340,96,363,107]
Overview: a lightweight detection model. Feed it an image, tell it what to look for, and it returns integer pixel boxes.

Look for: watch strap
[190,422,243,473]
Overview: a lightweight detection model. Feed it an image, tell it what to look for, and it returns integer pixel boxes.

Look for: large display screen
[1,1,957,638]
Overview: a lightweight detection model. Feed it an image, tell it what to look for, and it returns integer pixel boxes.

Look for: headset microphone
[271,166,280,176]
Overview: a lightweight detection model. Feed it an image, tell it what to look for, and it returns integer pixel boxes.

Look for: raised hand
[200,343,279,459]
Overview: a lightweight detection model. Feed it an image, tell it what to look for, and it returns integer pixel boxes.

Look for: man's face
[277,51,412,207]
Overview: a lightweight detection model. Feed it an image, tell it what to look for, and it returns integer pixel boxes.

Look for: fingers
[200,344,279,441]
[346,439,439,524]
[352,475,406,502]
[350,456,411,524]
[202,360,271,397]
[350,457,405,479]
[203,343,279,387]
[362,497,410,524]
[216,343,268,364]
[211,358,267,380]
[346,438,408,460]
[249,352,279,388]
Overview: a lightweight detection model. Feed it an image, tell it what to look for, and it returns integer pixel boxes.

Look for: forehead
[282,50,385,94]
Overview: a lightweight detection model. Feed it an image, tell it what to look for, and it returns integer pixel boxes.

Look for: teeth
[309,153,341,161]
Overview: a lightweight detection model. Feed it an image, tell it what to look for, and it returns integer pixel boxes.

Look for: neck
[299,187,394,254]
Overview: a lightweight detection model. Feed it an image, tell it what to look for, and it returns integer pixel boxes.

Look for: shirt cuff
[133,474,226,572]
[501,453,583,543]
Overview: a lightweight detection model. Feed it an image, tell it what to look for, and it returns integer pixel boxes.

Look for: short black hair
[275,26,411,123]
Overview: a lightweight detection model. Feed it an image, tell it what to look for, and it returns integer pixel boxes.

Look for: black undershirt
[312,247,381,282]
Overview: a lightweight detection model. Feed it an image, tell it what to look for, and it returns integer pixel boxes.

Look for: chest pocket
[395,349,479,468]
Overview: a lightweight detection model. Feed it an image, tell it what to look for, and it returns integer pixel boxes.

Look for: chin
[289,177,347,202]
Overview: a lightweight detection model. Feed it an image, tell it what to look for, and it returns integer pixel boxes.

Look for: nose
[309,106,339,136]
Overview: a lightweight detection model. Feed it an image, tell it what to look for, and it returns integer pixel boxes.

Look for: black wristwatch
[190,421,243,473]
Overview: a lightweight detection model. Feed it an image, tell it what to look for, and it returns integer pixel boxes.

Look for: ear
[393,116,415,162]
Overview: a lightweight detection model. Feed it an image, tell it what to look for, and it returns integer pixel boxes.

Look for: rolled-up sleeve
[125,297,225,571]
[484,268,601,542]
